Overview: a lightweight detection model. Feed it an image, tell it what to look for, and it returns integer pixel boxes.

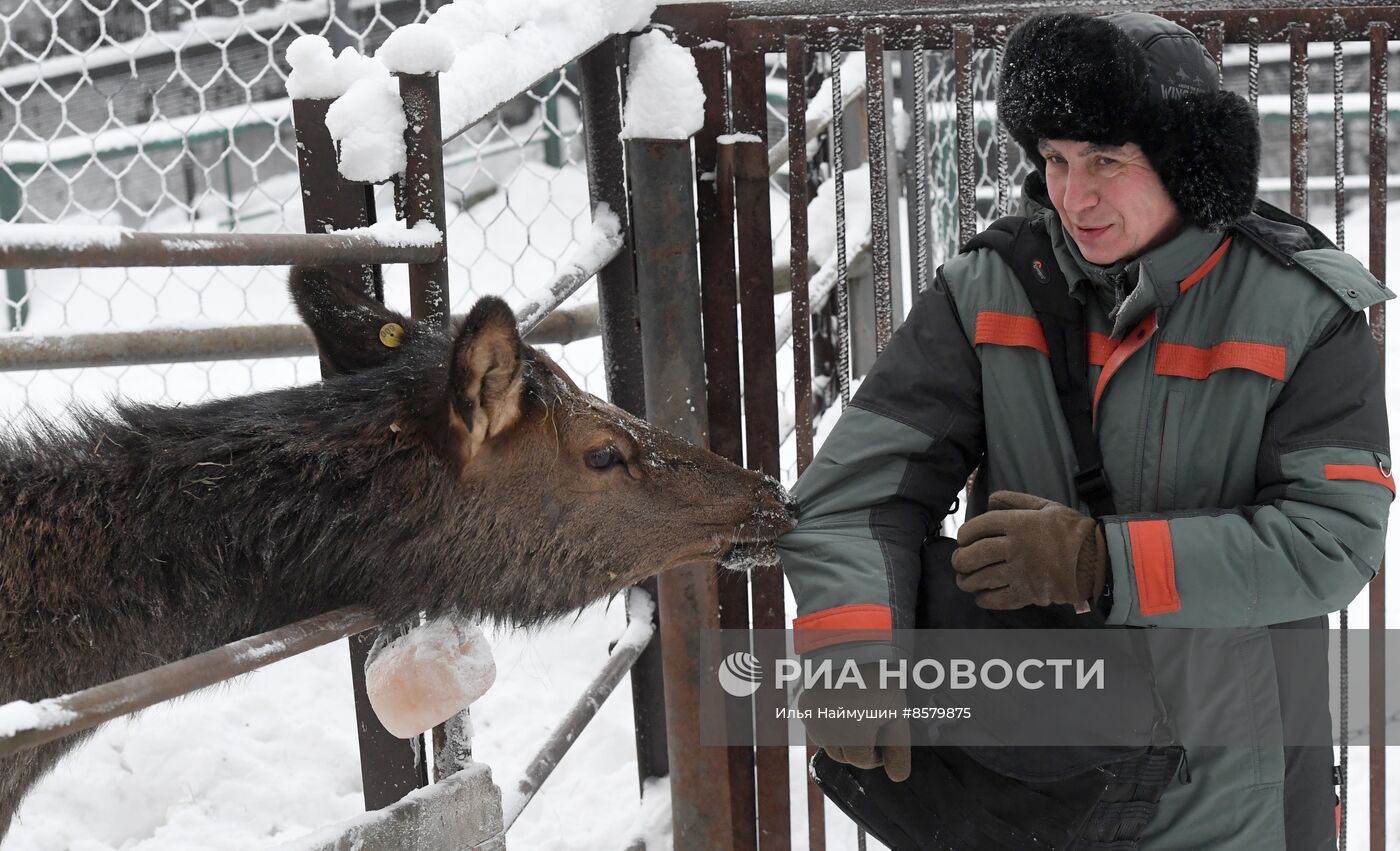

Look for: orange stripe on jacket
[793,604,893,654]
[1088,332,1115,366]
[1155,341,1287,381]
[1324,464,1397,496]
[1128,520,1181,616]
[975,312,1048,356]
[1177,235,1233,294]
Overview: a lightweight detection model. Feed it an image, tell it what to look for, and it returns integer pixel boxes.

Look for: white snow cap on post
[284,0,659,184]
[377,23,457,75]
[619,30,705,140]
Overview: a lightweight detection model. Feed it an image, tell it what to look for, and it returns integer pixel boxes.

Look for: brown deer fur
[0,267,794,834]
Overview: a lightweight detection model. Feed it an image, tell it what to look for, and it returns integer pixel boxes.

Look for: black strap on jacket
[962,215,1117,518]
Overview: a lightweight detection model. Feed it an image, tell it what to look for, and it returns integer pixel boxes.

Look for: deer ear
[449,296,524,455]
[290,266,416,376]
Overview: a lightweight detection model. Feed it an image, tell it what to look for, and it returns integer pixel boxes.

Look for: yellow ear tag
[379,323,404,348]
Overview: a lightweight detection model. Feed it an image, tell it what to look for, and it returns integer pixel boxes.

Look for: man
[780,11,1391,850]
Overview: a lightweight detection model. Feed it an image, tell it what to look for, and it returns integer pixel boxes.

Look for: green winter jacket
[779,186,1392,850]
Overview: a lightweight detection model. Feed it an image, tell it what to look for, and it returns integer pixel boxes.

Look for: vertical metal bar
[789,37,815,482]
[577,36,667,795]
[993,39,1010,220]
[629,136,736,850]
[1247,18,1260,113]
[1332,20,1346,251]
[399,72,449,329]
[0,171,26,330]
[291,98,380,302]
[829,42,851,406]
[545,75,564,168]
[293,94,427,809]
[913,49,933,291]
[732,46,792,851]
[1202,20,1224,75]
[864,30,893,352]
[787,37,823,851]
[1366,27,1388,851]
[1289,23,1310,220]
[954,24,976,248]
[881,50,905,328]
[431,709,472,780]
[698,44,758,851]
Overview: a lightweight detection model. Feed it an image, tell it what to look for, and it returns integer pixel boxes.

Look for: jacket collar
[1020,177,1224,339]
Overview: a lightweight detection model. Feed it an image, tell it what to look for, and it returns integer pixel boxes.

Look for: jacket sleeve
[1103,305,1391,627]
[778,255,987,664]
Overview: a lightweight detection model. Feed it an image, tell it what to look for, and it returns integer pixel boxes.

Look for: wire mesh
[0,0,608,424]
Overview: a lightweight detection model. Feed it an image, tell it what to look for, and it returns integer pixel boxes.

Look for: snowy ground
[4,165,1400,849]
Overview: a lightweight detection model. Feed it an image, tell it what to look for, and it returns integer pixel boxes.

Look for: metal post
[864,30,893,351]
[731,47,792,851]
[1289,23,1310,220]
[399,72,450,329]
[1366,25,1388,851]
[577,37,670,799]
[292,95,428,810]
[696,41,760,851]
[954,24,977,248]
[627,136,735,851]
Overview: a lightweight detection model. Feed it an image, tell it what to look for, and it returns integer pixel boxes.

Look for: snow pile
[284,35,381,100]
[806,162,874,274]
[627,776,674,851]
[0,698,76,738]
[376,24,457,76]
[286,0,659,183]
[365,616,496,739]
[327,220,443,248]
[619,30,705,140]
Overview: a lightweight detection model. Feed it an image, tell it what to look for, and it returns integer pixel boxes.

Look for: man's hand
[951,490,1107,610]
[799,663,911,782]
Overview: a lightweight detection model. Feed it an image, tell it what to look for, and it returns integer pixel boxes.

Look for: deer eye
[584,446,624,471]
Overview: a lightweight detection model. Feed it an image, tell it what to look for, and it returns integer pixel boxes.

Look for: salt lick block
[365,617,496,739]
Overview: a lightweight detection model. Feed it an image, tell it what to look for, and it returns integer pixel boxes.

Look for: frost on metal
[287,0,659,183]
[0,223,132,251]
[619,30,705,140]
[513,203,623,334]
[327,220,443,248]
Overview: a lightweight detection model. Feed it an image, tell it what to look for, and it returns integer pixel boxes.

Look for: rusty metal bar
[789,37,815,485]
[724,6,1400,52]
[991,37,1010,220]
[694,43,759,850]
[1367,25,1388,851]
[502,591,656,830]
[903,49,934,294]
[828,41,852,406]
[1289,22,1310,219]
[1202,19,1224,73]
[0,607,377,759]
[731,45,792,851]
[1248,17,1261,112]
[629,134,737,848]
[864,29,894,352]
[954,24,976,248]
[0,228,440,269]
[399,72,450,330]
[1333,20,1346,251]
[292,98,381,301]
[578,37,669,802]
[0,323,315,372]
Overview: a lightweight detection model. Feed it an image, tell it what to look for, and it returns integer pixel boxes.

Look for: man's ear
[449,296,524,456]
[290,266,416,376]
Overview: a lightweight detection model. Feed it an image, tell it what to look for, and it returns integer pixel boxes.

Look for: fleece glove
[951,490,1107,610]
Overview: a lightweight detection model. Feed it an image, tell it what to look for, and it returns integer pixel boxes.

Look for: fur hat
[997,12,1260,231]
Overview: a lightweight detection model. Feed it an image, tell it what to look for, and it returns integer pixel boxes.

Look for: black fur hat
[997,12,1260,231]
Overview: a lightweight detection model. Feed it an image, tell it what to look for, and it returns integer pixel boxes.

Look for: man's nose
[1060,168,1098,214]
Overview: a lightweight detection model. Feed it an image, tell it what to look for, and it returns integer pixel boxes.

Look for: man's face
[1038,139,1184,266]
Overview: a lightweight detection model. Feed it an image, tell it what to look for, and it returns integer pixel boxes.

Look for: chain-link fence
[0,0,605,424]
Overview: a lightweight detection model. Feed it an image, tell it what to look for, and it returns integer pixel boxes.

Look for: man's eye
[1098,157,1118,167]
[585,446,623,471]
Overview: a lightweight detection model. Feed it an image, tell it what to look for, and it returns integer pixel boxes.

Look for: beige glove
[799,663,912,782]
[951,490,1107,610]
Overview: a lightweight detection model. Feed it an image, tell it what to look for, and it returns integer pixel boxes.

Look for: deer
[0,267,796,836]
